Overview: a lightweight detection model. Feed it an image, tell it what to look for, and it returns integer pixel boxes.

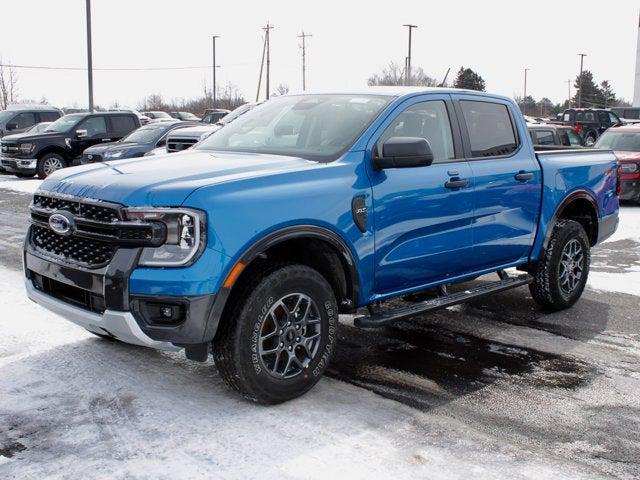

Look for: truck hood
[38,150,323,206]
[0,131,62,143]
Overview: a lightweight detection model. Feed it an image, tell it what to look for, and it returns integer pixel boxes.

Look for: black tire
[15,172,35,178]
[36,153,67,179]
[213,263,338,404]
[529,219,590,311]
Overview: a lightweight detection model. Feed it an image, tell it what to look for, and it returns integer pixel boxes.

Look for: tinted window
[110,115,137,134]
[78,116,107,137]
[566,130,583,146]
[576,111,595,122]
[534,130,555,145]
[460,101,518,157]
[11,112,37,129]
[40,111,61,122]
[608,113,620,124]
[379,100,455,163]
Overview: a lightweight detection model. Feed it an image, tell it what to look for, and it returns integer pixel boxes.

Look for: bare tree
[274,84,289,96]
[368,61,438,87]
[0,57,19,109]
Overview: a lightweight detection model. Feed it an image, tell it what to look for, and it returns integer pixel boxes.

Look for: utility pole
[264,22,274,100]
[212,35,220,108]
[298,31,312,91]
[85,0,94,112]
[523,68,530,114]
[567,79,571,108]
[402,24,417,86]
[256,32,267,102]
[577,53,587,108]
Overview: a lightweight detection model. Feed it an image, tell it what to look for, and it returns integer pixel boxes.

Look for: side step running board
[354,272,533,328]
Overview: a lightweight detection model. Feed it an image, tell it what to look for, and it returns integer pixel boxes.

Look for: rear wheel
[529,220,591,311]
[37,153,66,179]
[584,132,597,147]
[213,263,338,404]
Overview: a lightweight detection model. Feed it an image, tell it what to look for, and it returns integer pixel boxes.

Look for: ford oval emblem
[49,212,74,236]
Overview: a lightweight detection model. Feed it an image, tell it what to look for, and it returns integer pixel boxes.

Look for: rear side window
[39,111,61,122]
[576,111,595,122]
[110,115,137,135]
[534,130,555,145]
[460,101,518,157]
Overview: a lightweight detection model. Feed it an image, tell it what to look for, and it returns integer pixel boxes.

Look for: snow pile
[588,205,640,296]
[0,176,42,194]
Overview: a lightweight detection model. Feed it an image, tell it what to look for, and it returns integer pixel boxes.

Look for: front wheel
[213,264,338,404]
[36,153,66,179]
[529,219,591,311]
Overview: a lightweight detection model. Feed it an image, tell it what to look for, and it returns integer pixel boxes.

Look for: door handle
[514,171,534,182]
[444,178,470,189]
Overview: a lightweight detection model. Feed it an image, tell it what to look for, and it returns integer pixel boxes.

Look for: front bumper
[26,279,180,350]
[620,180,640,201]
[1,156,36,173]
[24,246,219,349]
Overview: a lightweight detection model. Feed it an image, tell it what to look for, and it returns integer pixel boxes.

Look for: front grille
[29,194,165,268]
[32,225,116,267]
[31,271,105,314]
[0,142,18,158]
[33,195,121,222]
[167,138,198,153]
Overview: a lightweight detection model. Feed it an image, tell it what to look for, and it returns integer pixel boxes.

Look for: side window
[459,100,518,157]
[534,130,555,146]
[11,112,37,129]
[563,113,571,122]
[608,113,620,124]
[378,100,455,163]
[598,112,610,124]
[40,112,60,122]
[78,116,107,137]
[110,115,137,135]
[566,130,583,146]
[575,112,585,122]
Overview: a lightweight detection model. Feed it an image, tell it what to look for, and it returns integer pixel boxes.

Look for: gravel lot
[1,178,639,479]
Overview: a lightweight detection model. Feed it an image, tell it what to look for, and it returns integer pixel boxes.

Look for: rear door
[109,114,138,140]
[453,96,542,270]
[368,94,476,294]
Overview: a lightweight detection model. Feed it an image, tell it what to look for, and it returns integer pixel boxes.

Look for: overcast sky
[1,0,638,109]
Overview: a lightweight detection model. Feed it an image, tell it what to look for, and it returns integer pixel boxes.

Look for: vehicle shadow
[327,283,611,410]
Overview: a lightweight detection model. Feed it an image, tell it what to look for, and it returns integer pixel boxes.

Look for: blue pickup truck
[24,88,620,403]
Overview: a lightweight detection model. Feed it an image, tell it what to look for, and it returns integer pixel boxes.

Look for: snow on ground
[589,205,640,296]
[0,175,42,194]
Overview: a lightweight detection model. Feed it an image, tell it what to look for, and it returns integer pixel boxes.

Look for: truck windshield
[45,114,84,133]
[196,94,392,162]
[595,131,640,151]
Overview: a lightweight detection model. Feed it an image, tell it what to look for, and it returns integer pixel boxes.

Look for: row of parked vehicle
[0,103,254,178]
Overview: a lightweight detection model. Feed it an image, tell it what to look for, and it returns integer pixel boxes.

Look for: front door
[453,96,542,270]
[368,95,475,296]
[70,116,109,158]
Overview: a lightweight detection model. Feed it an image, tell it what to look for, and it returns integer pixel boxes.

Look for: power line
[0,63,252,71]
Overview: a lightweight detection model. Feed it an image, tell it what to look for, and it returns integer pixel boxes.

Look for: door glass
[460,101,518,157]
[78,116,107,137]
[608,113,619,124]
[534,130,555,145]
[12,112,37,129]
[378,100,455,163]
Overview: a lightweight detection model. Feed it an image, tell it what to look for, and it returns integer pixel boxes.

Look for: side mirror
[274,124,294,136]
[373,137,434,170]
[75,129,88,139]
[5,123,17,131]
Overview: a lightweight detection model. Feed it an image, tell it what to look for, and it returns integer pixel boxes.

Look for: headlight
[19,143,35,154]
[620,162,639,174]
[124,208,206,267]
[105,150,125,159]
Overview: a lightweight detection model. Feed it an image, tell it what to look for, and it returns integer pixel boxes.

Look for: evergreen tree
[453,67,486,91]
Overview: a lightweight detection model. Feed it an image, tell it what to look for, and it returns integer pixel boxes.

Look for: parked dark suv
[0,105,63,138]
[0,111,140,178]
[557,108,622,146]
